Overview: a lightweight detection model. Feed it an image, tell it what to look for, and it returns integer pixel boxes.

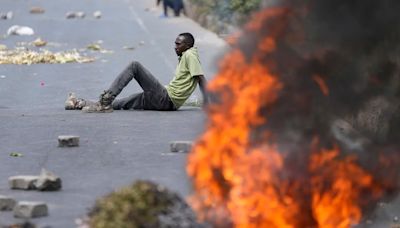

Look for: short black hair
[179,32,195,47]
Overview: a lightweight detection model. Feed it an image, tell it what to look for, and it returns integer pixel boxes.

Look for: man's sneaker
[99,90,115,106]
[82,102,113,113]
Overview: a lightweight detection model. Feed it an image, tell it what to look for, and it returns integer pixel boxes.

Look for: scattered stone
[0,48,95,65]
[76,11,86,18]
[9,176,39,190]
[394,216,399,223]
[14,201,48,219]
[123,46,135,50]
[32,37,47,47]
[66,11,85,19]
[58,135,80,147]
[0,195,16,211]
[170,141,193,153]
[30,7,45,14]
[0,11,13,20]
[7,25,34,36]
[93,11,102,19]
[9,152,23,157]
[34,169,62,191]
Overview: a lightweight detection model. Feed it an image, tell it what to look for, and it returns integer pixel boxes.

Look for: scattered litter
[10,152,23,157]
[0,44,6,50]
[40,82,45,86]
[7,25,34,36]
[394,216,399,222]
[123,46,135,50]
[86,42,113,53]
[93,11,102,19]
[30,7,45,14]
[0,75,6,79]
[32,37,47,47]
[113,141,118,144]
[0,48,95,64]
[139,41,145,46]
[86,43,101,51]
[0,11,13,20]
[66,11,85,19]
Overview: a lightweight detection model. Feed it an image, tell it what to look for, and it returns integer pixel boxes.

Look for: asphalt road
[0,0,227,227]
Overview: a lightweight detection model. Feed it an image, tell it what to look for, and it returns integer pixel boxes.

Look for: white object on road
[14,201,48,218]
[93,11,102,19]
[7,25,34,36]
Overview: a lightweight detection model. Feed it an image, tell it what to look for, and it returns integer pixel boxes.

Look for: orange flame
[188,7,388,228]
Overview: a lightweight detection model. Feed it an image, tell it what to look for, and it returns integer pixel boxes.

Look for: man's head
[175,32,195,56]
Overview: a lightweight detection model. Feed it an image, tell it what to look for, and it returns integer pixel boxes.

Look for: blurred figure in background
[157,0,185,17]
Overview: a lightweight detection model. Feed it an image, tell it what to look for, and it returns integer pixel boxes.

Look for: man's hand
[197,75,209,107]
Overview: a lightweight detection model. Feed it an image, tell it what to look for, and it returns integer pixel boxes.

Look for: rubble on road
[93,11,102,19]
[30,7,45,14]
[0,11,13,20]
[14,201,48,219]
[66,11,85,19]
[58,135,80,147]
[32,38,47,47]
[34,169,62,191]
[9,176,39,190]
[170,141,193,153]
[0,48,95,64]
[0,195,16,211]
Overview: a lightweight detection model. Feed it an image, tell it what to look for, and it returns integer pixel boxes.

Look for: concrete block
[0,195,16,211]
[14,201,48,218]
[170,141,193,153]
[9,176,39,190]
[58,135,79,147]
[34,169,62,191]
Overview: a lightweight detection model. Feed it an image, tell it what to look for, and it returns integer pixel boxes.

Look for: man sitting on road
[65,32,208,112]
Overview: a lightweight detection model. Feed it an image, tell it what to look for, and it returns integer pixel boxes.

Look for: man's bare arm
[197,75,209,106]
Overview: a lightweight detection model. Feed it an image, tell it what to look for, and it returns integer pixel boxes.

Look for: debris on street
[93,11,102,19]
[0,48,95,65]
[0,195,16,211]
[58,135,80,147]
[9,175,39,190]
[34,168,62,191]
[13,201,48,219]
[0,11,13,20]
[9,152,23,157]
[7,25,34,36]
[66,11,86,19]
[30,7,45,14]
[170,141,193,153]
[32,37,47,47]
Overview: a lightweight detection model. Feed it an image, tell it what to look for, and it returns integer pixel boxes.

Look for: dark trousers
[163,0,184,16]
[108,61,177,111]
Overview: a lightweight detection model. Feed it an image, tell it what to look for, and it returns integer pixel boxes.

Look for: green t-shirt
[166,47,204,108]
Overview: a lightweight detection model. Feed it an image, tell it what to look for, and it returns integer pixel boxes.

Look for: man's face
[175,35,190,56]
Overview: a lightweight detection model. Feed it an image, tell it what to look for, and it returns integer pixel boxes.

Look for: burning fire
[188,1,400,227]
